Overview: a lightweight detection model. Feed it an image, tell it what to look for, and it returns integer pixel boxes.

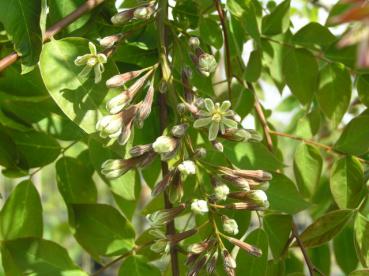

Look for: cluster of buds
[96,66,157,145]
[189,37,217,76]
[146,203,186,228]
[186,239,218,275]
[74,42,107,83]
[111,1,156,25]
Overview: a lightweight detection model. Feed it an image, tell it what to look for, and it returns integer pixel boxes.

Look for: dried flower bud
[96,113,122,139]
[224,236,262,257]
[106,68,148,88]
[168,174,183,203]
[152,170,177,197]
[212,140,224,152]
[171,124,188,137]
[152,136,177,154]
[198,53,217,76]
[206,250,218,274]
[189,37,200,48]
[146,203,186,227]
[167,228,198,244]
[214,184,230,201]
[222,175,250,191]
[137,82,155,126]
[187,241,211,254]
[111,9,135,25]
[178,160,196,176]
[191,199,209,215]
[222,216,239,235]
[129,144,152,157]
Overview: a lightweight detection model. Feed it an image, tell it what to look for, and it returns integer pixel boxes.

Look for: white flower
[247,190,269,208]
[106,93,130,114]
[214,184,229,201]
[152,136,176,154]
[74,42,107,83]
[191,199,209,215]
[96,114,122,139]
[222,218,239,235]
[178,160,196,176]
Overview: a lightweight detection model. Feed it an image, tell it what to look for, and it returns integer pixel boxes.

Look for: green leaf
[70,203,135,257]
[223,141,283,171]
[292,22,336,49]
[330,156,366,209]
[0,180,42,240]
[0,129,19,168]
[299,209,355,248]
[350,270,369,276]
[293,143,322,199]
[262,0,290,35]
[266,259,285,276]
[227,0,260,42]
[334,116,369,155]
[354,213,369,267]
[1,238,87,276]
[199,18,223,49]
[263,214,292,259]
[118,255,161,276]
[39,37,118,134]
[308,244,331,276]
[0,0,42,69]
[267,173,309,214]
[317,63,351,126]
[357,74,369,107]
[282,48,318,105]
[244,49,262,82]
[47,0,89,34]
[236,229,268,275]
[7,130,61,168]
[333,227,358,274]
[56,157,97,204]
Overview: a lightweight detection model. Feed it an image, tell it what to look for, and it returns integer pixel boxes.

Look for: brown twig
[292,223,315,276]
[0,0,105,72]
[157,0,179,275]
[213,0,233,100]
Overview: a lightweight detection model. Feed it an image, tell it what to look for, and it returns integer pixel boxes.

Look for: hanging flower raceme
[193,98,238,141]
[74,42,107,83]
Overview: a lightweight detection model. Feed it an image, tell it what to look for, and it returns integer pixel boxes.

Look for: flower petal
[74,54,91,66]
[208,121,219,141]
[222,118,238,129]
[89,42,97,55]
[197,110,211,117]
[193,117,212,128]
[220,100,231,112]
[204,98,214,112]
[79,65,92,78]
[97,53,107,64]
[94,65,102,83]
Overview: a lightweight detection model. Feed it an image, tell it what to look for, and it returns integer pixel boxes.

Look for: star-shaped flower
[74,42,107,83]
[193,98,238,141]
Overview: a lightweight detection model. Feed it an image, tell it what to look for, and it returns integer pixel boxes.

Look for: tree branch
[157,1,179,275]
[213,0,233,100]
[0,0,105,72]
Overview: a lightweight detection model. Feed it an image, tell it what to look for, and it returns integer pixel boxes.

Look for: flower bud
[214,184,230,201]
[224,236,262,257]
[206,251,218,274]
[246,190,269,208]
[105,68,147,88]
[133,6,154,19]
[222,216,239,235]
[111,9,135,25]
[96,114,122,139]
[171,124,188,137]
[212,140,223,152]
[129,144,152,157]
[191,199,209,215]
[198,53,217,76]
[146,203,186,227]
[256,182,270,191]
[150,239,170,254]
[193,147,207,159]
[101,159,128,179]
[189,37,200,48]
[137,83,154,126]
[99,34,121,48]
[194,97,205,109]
[222,175,250,191]
[168,175,183,203]
[222,249,236,276]
[178,160,196,176]
[177,103,187,114]
[152,136,177,154]
[106,93,130,114]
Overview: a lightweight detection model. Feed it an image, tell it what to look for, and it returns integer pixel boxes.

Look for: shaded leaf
[199,17,223,49]
[333,227,358,274]
[118,255,161,276]
[262,0,290,35]
[354,213,369,267]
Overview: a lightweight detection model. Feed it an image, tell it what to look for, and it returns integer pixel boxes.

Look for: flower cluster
[189,37,217,76]
[111,1,156,25]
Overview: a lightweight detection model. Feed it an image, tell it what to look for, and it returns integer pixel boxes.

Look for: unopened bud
[256,182,270,191]
[194,97,205,108]
[133,6,154,19]
[106,93,130,114]
[106,68,147,88]
[198,53,217,76]
[206,251,218,274]
[101,159,128,179]
[178,160,196,176]
[150,239,170,254]
[96,114,122,139]
[222,249,236,275]
[177,103,187,114]
[152,136,177,154]
[212,140,223,152]
[189,37,200,48]
[193,147,207,159]
[99,34,121,48]
[214,184,230,201]
[171,124,188,137]
[129,144,152,157]
[191,199,209,215]
[146,203,186,227]
[111,9,134,25]
[246,190,269,208]
[225,236,262,257]
[222,216,239,235]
